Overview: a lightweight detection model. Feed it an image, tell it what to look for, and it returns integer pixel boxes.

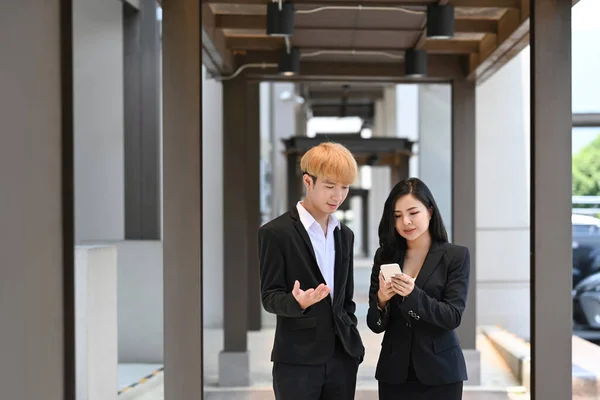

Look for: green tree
[573,134,600,196]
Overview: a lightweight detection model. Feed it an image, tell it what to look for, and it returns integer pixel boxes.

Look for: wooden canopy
[201,0,535,84]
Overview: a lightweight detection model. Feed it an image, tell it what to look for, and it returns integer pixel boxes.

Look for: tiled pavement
[120,327,527,400]
[120,260,526,399]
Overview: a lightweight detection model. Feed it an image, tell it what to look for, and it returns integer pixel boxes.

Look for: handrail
[573,196,600,205]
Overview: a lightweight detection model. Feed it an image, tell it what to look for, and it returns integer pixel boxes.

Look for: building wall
[418,84,452,239]
[115,241,163,362]
[368,99,392,258]
[397,84,420,178]
[268,83,297,219]
[383,58,531,339]
[74,0,125,243]
[202,65,224,328]
[476,51,531,339]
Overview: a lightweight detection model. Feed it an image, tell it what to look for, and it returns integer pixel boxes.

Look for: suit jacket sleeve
[366,248,391,333]
[343,232,358,325]
[399,247,470,330]
[258,226,304,318]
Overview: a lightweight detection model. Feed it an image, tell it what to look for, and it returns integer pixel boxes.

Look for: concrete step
[480,325,530,390]
[481,325,600,399]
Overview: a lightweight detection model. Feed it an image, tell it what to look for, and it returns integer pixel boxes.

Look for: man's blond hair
[300,142,358,186]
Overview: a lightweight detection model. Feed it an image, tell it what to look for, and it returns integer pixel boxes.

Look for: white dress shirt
[296,201,340,299]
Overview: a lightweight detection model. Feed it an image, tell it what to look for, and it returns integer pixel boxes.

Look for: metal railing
[573,195,600,215]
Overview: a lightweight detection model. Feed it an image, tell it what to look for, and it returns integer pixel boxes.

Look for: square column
[530,0,572,398]
[1,0,75,398]
[451,79,480,385]
[220,76,261,386]
[162,0,203,397]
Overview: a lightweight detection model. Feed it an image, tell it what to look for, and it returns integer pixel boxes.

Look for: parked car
[573,271,600,331]
[572,214,600,287]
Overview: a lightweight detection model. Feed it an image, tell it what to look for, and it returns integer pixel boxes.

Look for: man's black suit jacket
[258,207,365,365]
[366,241,470,386]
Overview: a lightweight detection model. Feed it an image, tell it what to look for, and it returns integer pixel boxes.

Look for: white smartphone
[380,263,402,283]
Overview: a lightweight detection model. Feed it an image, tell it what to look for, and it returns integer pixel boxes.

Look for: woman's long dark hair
[375,178,448,264]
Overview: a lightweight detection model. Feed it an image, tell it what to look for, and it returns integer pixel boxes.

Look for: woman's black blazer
[366,241,470,386]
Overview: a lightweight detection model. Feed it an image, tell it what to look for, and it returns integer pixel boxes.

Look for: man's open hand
[292,280,331,310]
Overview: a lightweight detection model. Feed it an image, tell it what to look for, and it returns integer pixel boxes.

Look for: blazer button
[377,319,381,326]
[405,322,411,327]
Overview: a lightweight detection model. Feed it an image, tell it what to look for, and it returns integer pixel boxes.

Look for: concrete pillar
[286,152,302,213]
[0,0,74,398]
[246,82,262,332]
[383,86,397,138]
[373,99,387,138]
[220,77,261,386]
[451,80,479,385]
[161,0,203,397]
[295,85,309,137]
[530,0,572,398]
[123,0,161,240]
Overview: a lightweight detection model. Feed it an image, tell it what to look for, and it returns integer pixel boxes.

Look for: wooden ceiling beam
[455,18,497,34]
[227,37,480,54]
[205,0,521,8]
[449,0,520,6]
[422,39,480,54]
[217,15,417,32]
[234,51,466,81]
[311,104,375,118]
[216,14,497,34]
[201,4,234,74]
[467,0,527,82]
[228,37,284,51]
[474,0,578,82]
[308,90,384,100]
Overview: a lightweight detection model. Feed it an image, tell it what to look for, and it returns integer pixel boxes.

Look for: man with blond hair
[258,142,365,399]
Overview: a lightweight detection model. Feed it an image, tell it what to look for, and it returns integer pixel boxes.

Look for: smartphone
[380,263,402,283]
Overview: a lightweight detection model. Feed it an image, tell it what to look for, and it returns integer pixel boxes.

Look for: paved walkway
[120,326,527,399]
[120,261,526,399]
[120,327,527,400]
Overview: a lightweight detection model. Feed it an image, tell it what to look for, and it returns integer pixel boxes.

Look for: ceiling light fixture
[266,0,295,36]
[279,47,300,76]
[404,49,428,78]
[426,4,455,39]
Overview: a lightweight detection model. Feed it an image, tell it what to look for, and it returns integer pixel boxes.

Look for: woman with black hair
[367,178,470,400]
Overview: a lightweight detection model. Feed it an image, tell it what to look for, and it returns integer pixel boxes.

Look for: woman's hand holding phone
[391,273,415,297]
[377,271,396,309]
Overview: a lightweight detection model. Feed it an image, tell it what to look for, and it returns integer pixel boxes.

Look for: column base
[218,351,250,387]
[463,349,481,386]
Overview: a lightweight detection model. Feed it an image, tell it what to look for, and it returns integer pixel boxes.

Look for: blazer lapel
[290,211,326,283]
[414,241,446,289]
